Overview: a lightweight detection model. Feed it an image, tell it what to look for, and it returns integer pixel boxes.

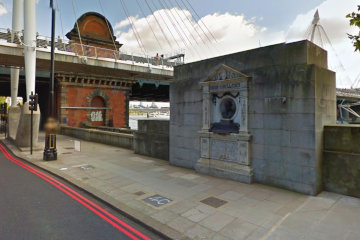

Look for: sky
[0,0,359,88]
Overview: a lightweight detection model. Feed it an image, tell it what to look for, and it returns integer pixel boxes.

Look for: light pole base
[43,117,58,161]
[43,149,57,161]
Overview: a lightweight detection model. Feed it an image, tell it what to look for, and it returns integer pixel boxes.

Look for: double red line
[0,143,152,240]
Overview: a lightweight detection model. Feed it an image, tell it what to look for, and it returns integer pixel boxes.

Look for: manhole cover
[78,165,95,170]
[200,197,228,208]
[134,191,145,196]
[62,152,72,155]
[143,194,172,207]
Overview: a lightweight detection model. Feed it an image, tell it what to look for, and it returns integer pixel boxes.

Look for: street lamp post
[50,0,55,118]
[43,0,57,161]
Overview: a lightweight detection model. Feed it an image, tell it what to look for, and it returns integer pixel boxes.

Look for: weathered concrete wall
[323,125,360,198]
[60,125,133,149]
[134,120,169,160]
[8,106,21,140]
[170,40,336,195]
[15,103,41,148]
[60,122,169,160]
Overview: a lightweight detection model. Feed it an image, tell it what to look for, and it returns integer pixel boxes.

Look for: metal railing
[0,28,184,68]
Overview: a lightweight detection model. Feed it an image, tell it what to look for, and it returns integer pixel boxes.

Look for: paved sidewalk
[3,134,360,240]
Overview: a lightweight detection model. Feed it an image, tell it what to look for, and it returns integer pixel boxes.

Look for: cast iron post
[50,0,55,116]
[43,0,57,160]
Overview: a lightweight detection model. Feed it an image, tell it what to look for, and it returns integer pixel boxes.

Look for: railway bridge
[0,12,174,132]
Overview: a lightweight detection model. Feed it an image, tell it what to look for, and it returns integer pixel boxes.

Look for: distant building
[150,102,158,109]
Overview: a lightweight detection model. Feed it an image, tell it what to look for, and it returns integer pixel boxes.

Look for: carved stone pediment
[205,64,249,82]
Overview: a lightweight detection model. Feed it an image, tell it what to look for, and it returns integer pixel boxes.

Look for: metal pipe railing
[0,28,183,68]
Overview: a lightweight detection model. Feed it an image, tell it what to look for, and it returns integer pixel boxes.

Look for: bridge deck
[0,42,173,82]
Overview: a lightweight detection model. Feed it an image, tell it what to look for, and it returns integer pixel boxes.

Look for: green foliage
[0,96,6,104]
[346,5,360,51]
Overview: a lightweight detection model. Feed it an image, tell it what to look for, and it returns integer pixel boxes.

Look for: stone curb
[1,139,190,240]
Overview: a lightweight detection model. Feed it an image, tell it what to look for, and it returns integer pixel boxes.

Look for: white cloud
[0,1,8,16]
[115,16,139,30]
[115,8,282,61]
[115,1,360,88]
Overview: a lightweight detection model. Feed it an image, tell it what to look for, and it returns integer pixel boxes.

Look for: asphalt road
[0,142,162,240]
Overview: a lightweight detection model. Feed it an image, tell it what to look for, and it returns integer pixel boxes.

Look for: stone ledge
[198,130,252,141]
[60,125,133,149]
[195,158,253,184]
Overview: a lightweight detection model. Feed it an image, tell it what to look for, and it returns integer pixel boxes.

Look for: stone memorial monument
[170,40,336,195]
[196,65,252,183]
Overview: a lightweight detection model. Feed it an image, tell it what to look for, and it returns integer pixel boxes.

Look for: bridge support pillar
[8,106,21,141]
[10,0,23,108]
[16,0,40,149]
[24,0,36,100]
[15,102,40,149]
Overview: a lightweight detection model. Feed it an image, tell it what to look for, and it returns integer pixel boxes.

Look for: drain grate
[64,147,74,150]
[200,197,228,208]
[62,152,72,155]
[78,165,95,170]
[134,191,145,196]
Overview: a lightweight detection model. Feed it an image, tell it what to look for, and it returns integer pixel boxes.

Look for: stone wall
[60,125,133,149]
[134,120,169,160]
[323,125,360,198]
[170,40,336,195]
[60,121,169,159]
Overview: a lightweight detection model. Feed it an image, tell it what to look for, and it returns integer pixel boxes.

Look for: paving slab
[2,133,360,240]
[199,212,235,232]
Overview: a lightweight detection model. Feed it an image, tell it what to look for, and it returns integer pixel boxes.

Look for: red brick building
[57,12,130,128]
[66,12,122,56]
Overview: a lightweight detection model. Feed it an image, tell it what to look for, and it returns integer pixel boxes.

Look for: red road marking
[0,143,152,240]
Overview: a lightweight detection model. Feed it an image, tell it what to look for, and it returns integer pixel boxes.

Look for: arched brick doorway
[90,96,105,126]
[86,89,110,126]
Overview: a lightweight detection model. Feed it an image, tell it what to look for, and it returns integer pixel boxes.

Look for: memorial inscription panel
[196,64,253,183]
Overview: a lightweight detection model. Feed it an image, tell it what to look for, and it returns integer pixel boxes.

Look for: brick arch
[86,89,110,126]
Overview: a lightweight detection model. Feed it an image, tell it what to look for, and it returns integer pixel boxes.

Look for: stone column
[15,0,40,149]
[202,85,211,130]
[8,0,23,140]
[10,0,22,107]
[24,0,36,100]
